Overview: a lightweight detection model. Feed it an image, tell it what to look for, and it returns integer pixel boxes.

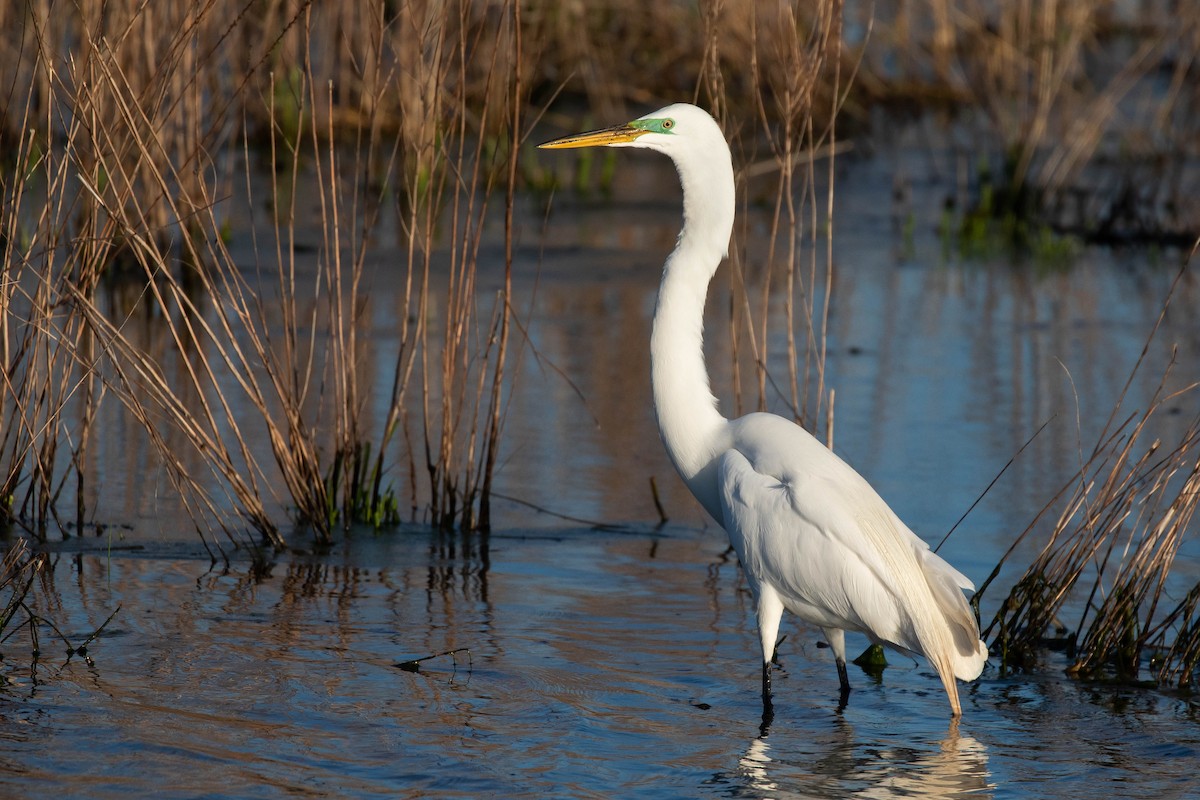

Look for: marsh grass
[977,256,1200,685]
[3,0,853,547]
[1,84,105,541]
[858,0,1200,245]
[697,0,845,432]
[1,0,528,551]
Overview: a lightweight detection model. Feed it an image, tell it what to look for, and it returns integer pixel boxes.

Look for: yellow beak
[538,123,647,150]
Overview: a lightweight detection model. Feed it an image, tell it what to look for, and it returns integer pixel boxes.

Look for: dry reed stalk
[2,1,304,548]
[696,0,842,435]
[477,1,526,530]
[1068,426,1200,679]
[1,32,110,540]
[61,25,283,549]
[1149,546,1200,687]
[1,1,272,547]
[381,0,527,531]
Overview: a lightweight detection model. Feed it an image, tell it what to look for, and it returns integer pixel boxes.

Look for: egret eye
[662,119,674,130]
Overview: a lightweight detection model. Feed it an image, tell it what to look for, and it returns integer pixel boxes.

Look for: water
[6,530,1199,798]
[4,133,1199,797]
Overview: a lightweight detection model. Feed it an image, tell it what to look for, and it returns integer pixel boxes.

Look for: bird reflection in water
[731,719,993,799]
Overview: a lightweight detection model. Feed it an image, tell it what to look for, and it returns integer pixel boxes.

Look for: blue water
[4,528,1198,798]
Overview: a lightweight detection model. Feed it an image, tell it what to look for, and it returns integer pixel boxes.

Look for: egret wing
[719,414,987,675]
[716,447,908,639]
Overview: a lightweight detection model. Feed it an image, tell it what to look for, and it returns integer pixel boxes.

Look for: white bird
[539,103,988,717]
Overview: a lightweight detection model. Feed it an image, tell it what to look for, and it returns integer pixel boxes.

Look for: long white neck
[650,140,735,516]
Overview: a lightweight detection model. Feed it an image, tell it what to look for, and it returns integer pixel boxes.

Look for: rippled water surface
[6,529,1200,799]
[4,134,1200,797]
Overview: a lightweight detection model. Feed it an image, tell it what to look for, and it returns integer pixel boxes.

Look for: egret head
[538,103,723,158]
[539,102,736,262]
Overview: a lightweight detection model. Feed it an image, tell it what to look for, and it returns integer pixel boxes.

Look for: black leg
[836,656,851,710]
[760,661,774,735]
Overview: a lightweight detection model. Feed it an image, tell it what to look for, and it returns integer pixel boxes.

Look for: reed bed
[1,0,531,551]
[976,258,1200,686]
[853,0,1200,244]
[730,0,844,431]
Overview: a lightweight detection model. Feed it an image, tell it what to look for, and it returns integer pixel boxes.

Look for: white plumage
[541,103,988,717]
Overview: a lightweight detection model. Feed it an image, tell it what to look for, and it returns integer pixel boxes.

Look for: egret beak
[538,123,647,150]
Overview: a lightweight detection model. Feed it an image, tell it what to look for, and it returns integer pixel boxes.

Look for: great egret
[539,103,988,717]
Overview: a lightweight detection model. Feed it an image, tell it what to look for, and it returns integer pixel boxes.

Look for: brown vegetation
[855,0,1200,243]
[0,0,532,551]
[976,257,1200,686]
[0,0,852,549]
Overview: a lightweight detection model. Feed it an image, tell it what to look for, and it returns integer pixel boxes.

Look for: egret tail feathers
[919,548,989,681]
[931,650,963,717]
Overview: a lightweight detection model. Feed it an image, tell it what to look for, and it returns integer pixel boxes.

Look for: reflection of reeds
[0,539,47,664]
[978,258,1200,684]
